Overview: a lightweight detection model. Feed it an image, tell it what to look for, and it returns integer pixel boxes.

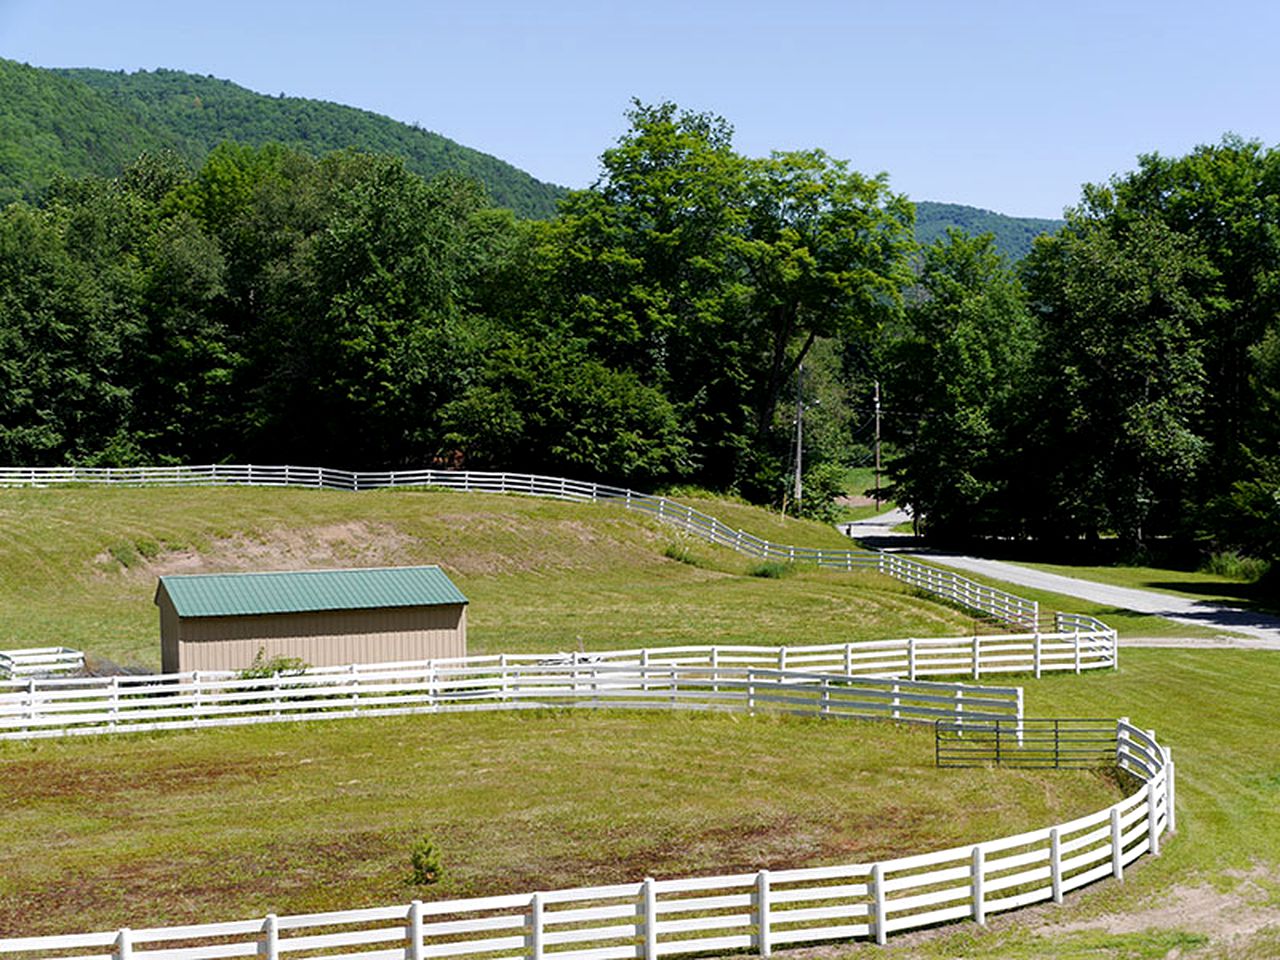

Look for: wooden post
[971,847,985,925]
[871,864,887,945]
[1147,780,1161,856]
[409,900,424,960]
[109,675,119,731]
[261,914,278,960]
[643,877,658,960]
[529,893,544,960]
[1049,828,1063,904]
[756,869,771,957]
[1110,807,1124,881]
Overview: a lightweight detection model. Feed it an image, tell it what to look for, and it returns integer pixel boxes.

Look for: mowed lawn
[0,486,976,668]
[0,710,1119,937]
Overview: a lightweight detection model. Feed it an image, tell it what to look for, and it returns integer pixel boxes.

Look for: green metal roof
[156,566,468,618]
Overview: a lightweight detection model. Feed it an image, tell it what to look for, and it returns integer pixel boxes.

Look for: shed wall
[171,604,466,672]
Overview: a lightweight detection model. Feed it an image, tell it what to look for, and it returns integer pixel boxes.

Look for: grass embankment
[0,486,972,669]
[0,709,1119,936]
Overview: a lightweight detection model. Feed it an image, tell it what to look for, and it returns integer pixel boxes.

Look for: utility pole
[874,380,882,510]
[793,364,804,511]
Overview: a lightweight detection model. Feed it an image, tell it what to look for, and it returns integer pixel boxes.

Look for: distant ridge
[0,59,566,217]
[2,58,1063,247]
[915,201,1063,261]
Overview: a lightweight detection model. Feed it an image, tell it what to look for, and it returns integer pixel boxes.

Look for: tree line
[0,102,1276,573]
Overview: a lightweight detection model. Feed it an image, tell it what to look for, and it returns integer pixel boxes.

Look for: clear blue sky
[3,0,1278,218]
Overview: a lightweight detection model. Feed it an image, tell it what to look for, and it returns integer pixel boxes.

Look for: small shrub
[238,647,310,679]
[134,537,162,559]
[409,836,445,885]
[107,540,139,568]
[663,541,698,566]
[1199,550,1270,582]
[749,561,793,579]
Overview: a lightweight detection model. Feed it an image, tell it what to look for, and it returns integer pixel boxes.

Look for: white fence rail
[0,661,1022,741]
[0,464,1040,627]
[0,718,1171,958]
[0,646,84,678]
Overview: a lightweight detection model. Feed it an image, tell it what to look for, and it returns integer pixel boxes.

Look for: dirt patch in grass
[1037,864,1280,944]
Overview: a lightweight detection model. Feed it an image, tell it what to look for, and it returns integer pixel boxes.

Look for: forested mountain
[0,60,565,217]
[915,201,1062,260]
[0,60,180,205]
[4,58,1058,245]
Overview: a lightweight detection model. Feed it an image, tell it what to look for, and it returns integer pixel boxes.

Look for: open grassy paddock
[1,484,1277,959]
[0,709,1120,937]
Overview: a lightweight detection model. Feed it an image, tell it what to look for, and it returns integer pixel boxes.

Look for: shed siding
[171,604,466,672]
[159,593,182,674]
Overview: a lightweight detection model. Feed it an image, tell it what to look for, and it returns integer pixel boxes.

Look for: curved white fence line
[0,711,1172,957]
[0,661,1022,741]
[0,464,1041,627]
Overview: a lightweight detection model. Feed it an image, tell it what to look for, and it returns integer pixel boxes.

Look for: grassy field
[0,486,977,668]
[1010,559,1278,617]
[0,710,1119,937]
[0,485,1277,957]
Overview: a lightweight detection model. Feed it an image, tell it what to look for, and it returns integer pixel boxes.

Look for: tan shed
[156,566,468,674]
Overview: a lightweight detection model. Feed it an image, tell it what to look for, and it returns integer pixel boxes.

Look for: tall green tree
[884,230,1034,538]
[1022,215,1209,544]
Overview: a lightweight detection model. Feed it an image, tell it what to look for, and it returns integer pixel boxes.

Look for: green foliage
[1198,551,1270,583]
[914,201,1062,261]
[408,836,445,885]
[749,561,793,578]
[0,61,563,219]
[883,230,1034,538]
[238,648,310,679]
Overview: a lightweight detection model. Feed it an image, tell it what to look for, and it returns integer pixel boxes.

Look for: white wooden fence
[0,646,84,678]
[0,660,1022,741]
[0,719,1171,958]
[0,464,1040,627]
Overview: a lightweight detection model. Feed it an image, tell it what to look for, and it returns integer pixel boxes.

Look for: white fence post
[871,863,887,945]
[261,914,278,960]
[971,846,985,925]
[1033,631,1042,679]
[272,671,281,718]
[1147,779,1161,856]
[117,927,132,960]
[891,682,900,721]
[1074,631,1082,674]
[971,635,980,679]
[643,877,658,960]
[529,893,544,960]
[844,642,853,675]
[1049,828,1063,903]
[1110,807,1124,881]
[350,663,359,713]
[409,900,424,960]
[907,638,917,680]
[109,675,120,730]
[1164,748,1177,833]
[756,869,771,957]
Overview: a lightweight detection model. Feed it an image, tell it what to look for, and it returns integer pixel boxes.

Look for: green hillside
[915,200,1063,260]
[0,59,180,205]
[0,60,565,217]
